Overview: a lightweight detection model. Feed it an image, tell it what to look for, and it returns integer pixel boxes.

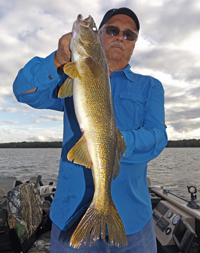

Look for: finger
[54,32,72,69]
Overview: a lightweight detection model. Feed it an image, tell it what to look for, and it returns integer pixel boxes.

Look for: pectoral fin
[58,77,73,98]
[112,128,127,180]
[67,135,93,169]
[84,57,103,78]
[63,62,81,79]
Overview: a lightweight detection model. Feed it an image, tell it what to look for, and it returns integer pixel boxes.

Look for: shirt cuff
[36,51,62,89]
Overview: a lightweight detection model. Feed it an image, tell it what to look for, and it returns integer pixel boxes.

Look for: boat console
[173,218,199,253]
[153,200,194,246]
[151,186,200,253]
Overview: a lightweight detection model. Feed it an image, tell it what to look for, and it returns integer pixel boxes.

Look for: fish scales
[58,14,127,248]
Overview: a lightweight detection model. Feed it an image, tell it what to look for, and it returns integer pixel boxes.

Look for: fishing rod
[163,189,189,202]
[163,186,200,209]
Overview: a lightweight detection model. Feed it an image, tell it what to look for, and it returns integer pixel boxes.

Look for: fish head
[70,14,100,56]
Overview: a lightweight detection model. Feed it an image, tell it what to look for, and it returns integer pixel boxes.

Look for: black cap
[99,7,140,31]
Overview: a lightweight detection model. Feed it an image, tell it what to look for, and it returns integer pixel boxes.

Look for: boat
[0,176,54,253]
[0,176,200,253]
[148,177,200,253]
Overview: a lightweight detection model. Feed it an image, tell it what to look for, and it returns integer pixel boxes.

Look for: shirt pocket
[113,92,146,131]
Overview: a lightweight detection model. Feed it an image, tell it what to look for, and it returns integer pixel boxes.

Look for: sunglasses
[104,25,138,41]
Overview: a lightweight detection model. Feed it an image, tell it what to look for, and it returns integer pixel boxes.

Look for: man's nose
[115,31,124,41]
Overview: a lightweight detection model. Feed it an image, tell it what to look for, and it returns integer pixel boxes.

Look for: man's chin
[108,53,123,61]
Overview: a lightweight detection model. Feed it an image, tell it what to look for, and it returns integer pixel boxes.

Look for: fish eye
[92,26,97,32]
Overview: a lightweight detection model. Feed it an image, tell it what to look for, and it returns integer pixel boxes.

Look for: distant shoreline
[0,141,62,148]
[1,140,200,148]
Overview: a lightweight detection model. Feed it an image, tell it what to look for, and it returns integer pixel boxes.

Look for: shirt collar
[110,64,134,83]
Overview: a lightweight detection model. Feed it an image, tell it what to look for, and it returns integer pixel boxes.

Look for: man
[13,7,167,253]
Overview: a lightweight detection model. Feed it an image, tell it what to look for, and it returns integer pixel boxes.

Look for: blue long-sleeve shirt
[13,51,168,235]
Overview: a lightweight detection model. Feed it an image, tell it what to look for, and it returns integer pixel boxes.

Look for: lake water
[0,148,200,203]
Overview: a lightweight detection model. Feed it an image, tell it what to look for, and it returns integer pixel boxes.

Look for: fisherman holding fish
[13,7,168,253]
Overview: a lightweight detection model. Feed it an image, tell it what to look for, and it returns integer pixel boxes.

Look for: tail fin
[70,201,127,249]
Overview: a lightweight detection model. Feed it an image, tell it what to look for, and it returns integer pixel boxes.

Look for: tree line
[0,141,62,148]
[1,139,200,148]
[167,139,200,147]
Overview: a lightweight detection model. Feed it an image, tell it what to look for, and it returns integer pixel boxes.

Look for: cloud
[39,115,63,122]
[34,119,41,124]
[0,106,18,113]
[0,121,19,125]
[170,120,200,133]
[0,0,200,142]
[137,0,200,45]
[132,47,200,84]
[27,134,63,142]
[28,113,63,124]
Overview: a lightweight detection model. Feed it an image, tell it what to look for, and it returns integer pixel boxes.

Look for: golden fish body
[58,14,127,248]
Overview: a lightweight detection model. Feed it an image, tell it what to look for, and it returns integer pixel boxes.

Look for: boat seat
[7,182,44,252]
[27,231,51,253]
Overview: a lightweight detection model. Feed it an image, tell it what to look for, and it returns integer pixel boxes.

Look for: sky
[0,0,200,143]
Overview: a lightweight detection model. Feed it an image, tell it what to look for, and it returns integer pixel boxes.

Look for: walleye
[58,14,127,248]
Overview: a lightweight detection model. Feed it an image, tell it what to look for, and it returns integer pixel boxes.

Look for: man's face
[99,14,137,66]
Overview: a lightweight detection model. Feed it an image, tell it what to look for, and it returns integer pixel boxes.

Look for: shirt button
[48,75,53,80]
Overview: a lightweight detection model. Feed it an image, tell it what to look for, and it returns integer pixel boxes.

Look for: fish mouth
[70,14,97,51]
[71,14,92,38]
[77,14,93,27]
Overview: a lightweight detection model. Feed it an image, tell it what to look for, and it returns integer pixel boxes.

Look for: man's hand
[54,32,72,69]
